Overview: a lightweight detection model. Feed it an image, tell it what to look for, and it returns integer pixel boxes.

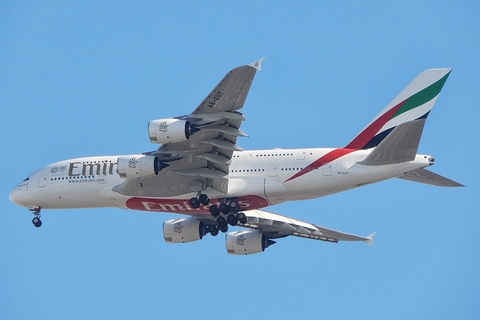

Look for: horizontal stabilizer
[396,168,464,187]
[358,119,426,166]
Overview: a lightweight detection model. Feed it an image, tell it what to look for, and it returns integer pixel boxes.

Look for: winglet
[364,232,377,246]
[249,57,265,71]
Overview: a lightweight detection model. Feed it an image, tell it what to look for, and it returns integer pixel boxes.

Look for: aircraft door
[38,175,47,188]
[323,162,332,176]
[296,150,306,160]
[243,152,252,162]
[268,163,277,177]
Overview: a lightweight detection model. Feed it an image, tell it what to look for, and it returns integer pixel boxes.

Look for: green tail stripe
[392,71,451,119]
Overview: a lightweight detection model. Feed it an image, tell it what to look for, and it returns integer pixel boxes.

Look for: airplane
[9,58,464,255]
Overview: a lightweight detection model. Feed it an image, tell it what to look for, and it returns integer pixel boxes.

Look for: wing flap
[172,168,228,180]
[200,125,248,137]
[199,138,244,151]
[240,209,375,245]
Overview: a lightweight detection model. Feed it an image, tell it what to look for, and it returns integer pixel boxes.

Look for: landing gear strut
[29,206,42,228]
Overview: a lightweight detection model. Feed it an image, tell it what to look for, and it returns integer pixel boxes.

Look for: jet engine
[148,119,199,144]
[225,230,276,255]
[163,218,207,243]
[117,154,166,179]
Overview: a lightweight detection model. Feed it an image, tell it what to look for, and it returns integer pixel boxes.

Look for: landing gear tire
[237,212,247,224]
[29,207,42,228]
[189,197,200,209]
[216,217,228,233]
[209,205,220,217]
[227,214,238,226]
[228,201,239,212]
[209,225,219,236]
[216,216,226,226]
[32,217,42,228]
[219,203,229,214]
[199,194,210,206]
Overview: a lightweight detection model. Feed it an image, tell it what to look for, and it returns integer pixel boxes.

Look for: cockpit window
[23,177,30,181]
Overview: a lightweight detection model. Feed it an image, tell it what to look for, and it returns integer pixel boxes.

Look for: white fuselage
[9,147,433,214]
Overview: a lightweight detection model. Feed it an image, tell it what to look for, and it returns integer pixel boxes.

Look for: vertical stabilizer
[345,68,451,150]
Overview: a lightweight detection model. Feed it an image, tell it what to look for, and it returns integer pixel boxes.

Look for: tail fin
[345,68,452,150]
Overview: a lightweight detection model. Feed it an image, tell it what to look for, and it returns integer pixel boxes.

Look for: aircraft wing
[113,59,264,197]
[190,57,265,115]
[235,209,376,245]
[164,209,375,255]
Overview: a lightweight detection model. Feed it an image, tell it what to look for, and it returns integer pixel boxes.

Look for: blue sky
[1,1,479,319]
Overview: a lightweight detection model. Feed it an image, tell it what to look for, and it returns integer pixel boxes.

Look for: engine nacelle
[163,218,206,243]
[148,118,199,144]
[117,154,165,179]
[225,230,276,255]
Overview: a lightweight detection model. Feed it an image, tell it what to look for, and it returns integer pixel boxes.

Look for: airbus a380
[10,58,463,255]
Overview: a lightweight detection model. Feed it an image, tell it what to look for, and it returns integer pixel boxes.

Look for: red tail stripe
[285,148,355,182]
[344,99,406,149]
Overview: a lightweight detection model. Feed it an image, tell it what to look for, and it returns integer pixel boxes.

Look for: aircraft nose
[9,186,28,207]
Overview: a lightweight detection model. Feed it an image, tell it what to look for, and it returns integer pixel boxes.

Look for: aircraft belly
[227,177,286,205]
[281,171,333,201]
[264,178,287,205]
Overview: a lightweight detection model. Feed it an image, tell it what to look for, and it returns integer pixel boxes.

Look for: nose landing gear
[29,206,42,228]
[32,216,42,228]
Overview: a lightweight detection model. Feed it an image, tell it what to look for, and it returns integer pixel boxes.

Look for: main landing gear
[207,200,248,236]
[29,206,42,228]
[188,195,248,236]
